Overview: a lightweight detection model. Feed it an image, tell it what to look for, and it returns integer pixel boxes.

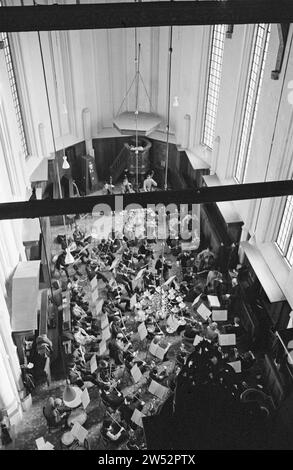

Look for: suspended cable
[138,71,154,113]
[164,25,173,191]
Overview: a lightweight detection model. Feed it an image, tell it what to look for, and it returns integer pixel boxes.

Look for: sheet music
[90,353,97,373]
[110,256,121,271]
[149,339,159,356]
[228,360,242,373]
[131,408,146,428]
[81,388,90,409]
[138,322,148,341]
[97,279,106,290]
[102,325,111,341]
[197,303,212,321]
[101,314,109,330]
[207,295,220,308]
[212,309,228,322]
[90,277,97,291]
[130,293,137,309]
[193,335,203,346]
[131,363,143,383]
[192,293,202,307]
[135,268,146,281]
[71,422,88,444]
[155,342,170,361]
[91,288,99,303]
[36,437,46,450]
[148,380,169,400]
[99,341,107,356]
[95,299,104,316]
[218,333,236,346]
[163,275,176,286]
[43,442,54,450]
[132,279,139,291]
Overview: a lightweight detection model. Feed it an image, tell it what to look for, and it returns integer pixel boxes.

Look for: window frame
[234,23,271,183]
[0,29,30,160]
[276,194,293,267]
[201,24,226,150]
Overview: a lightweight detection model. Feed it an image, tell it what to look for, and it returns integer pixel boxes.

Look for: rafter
[0,1,292,32]
[0,180,292,220]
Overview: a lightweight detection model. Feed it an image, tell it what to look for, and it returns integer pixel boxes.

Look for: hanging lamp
[173,96,179,107]
[113,0,161,137]
[64,248,75,265]
[63,381,82,408]
[62,155,70,170]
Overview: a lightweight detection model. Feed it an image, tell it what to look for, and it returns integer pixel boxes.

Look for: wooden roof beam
[0,1,293,32]
[0,180,292,220]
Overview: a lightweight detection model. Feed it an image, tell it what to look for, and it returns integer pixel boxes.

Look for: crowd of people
[103,169,158,195]
[36,205,260,449]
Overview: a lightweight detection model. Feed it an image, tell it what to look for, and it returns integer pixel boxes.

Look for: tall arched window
[0,29,29,159]
[276,194,293,266]
[234,24,271,183]
[202,25,226,150]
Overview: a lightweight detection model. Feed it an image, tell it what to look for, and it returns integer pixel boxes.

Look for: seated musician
[73,325,99,347]
[67,359,99,387]
[127,434,140,450]
[205,322,220,342]
[116,333,131,353]
[100,385,124,409]
[72,225,85,243]
[206,268,223,291]
[72,343,86,367]
[225,317,246,338]
[43,397,70,428]
[124,349,148,374]
[197,246,215,272]
[109,317,122,339]
[96,360,111,389]
[101,419,127,444]
[108,336,124,365]
[54,398,71,420]
[179,281,189,296]
[183,268,194,284]
[149,365,168,383]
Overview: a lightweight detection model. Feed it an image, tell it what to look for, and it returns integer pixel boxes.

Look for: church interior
[1,0,293,451]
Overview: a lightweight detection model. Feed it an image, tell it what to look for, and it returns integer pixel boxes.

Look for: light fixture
[64,248,75,265]
[63,383,82,408]
[62,155,70,170]
[173,96,179,107]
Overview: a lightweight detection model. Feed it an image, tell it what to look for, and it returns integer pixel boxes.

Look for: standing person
[143,173,158,192]
[104,177,115,195]
[122,175,132,194]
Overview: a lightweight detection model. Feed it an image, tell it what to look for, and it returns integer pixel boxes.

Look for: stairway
[109,146,128,183]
